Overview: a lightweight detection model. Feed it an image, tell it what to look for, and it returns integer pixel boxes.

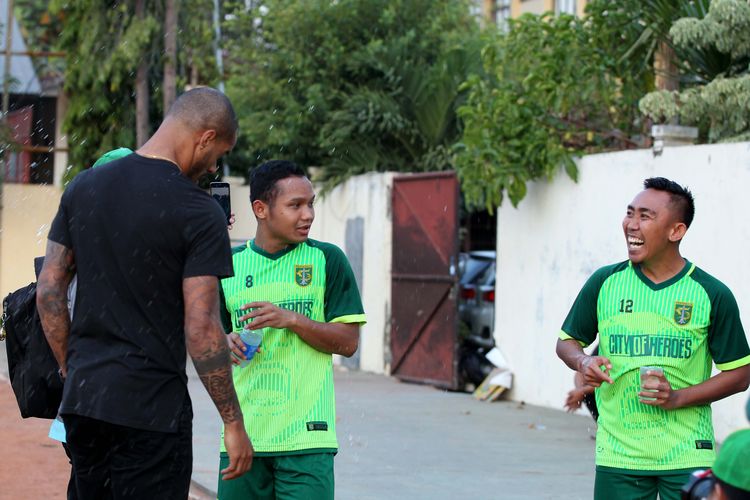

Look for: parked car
[458,250,496,344]
[457,250,496,388]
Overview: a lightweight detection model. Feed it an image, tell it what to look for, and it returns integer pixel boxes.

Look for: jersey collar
[630,259,695,291]
[248,239,299,260]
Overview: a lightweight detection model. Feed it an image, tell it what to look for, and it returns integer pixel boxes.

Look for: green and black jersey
[219,239,366,455]
[559,260,750,472]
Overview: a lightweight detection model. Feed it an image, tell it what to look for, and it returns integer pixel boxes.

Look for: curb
[189,479,216,500]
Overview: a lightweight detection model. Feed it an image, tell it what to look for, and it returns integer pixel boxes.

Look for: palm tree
[626,0,712,90]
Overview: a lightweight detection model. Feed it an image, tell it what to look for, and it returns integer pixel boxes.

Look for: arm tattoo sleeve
[36,240,76,370]
[184,275,243,424]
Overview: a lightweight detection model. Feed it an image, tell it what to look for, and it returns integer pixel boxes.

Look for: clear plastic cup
[640,366,663,401]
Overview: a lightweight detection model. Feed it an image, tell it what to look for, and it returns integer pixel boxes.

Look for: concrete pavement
[189,363,597,499]
[1,347,597,499]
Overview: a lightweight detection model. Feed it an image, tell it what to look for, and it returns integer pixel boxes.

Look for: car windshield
[460,257,493,285]
[477,262,495,286]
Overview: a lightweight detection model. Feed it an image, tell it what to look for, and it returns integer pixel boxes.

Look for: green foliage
[47,0,218,179]
[13,0,66,83]
[50,1,151,176]
[224,0,480,187]
[620,0,718,82]
[639,0,750,142]
[455,4,651,209]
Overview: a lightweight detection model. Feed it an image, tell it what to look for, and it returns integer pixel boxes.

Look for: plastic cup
[640,366,663,401]
[234,328,262,368]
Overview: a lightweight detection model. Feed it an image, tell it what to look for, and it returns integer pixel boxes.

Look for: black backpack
[1,258,63,419]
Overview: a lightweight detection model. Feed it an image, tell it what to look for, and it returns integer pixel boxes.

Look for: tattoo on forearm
[37,241,75,369]
[184,275,243,424]
[195,356,243,423]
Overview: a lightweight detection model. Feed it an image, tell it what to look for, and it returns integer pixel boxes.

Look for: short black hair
[249,160,307,204]
[643,177,695,228]
[167,87,238,142]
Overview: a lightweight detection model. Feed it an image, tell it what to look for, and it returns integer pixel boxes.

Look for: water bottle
[235,327,262,368]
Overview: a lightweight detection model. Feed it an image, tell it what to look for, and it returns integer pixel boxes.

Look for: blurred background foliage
[9,0,747,206]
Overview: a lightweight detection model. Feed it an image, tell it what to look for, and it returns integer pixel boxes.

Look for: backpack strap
[34,256,45,280]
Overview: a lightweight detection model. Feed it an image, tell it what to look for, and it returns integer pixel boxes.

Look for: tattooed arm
[37,240,76,376]
[183,275,253,479]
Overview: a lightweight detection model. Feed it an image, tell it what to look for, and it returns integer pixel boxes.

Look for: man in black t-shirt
[37,87,253,499]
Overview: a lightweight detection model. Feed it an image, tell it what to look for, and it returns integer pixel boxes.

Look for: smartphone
[209,182,231,224]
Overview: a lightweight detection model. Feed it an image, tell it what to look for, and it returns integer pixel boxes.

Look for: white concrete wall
[494,142,750,440]
[0,184,62,298]
[311,173,395,374]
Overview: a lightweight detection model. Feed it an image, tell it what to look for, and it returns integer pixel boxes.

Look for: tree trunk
[654,40,679,92]
[135,0,149,147]
[481,0,495,28]
[163,0,178,114]
[191,62,199,87]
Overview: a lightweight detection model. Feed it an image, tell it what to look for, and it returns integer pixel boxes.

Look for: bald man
[37,88,253,500]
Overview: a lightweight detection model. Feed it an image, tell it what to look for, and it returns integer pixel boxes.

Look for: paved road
[1,347,596,499]
[190,364,596,500]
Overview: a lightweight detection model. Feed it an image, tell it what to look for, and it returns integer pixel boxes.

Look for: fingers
[582,376,601,388]
[638,391,666,405]
[227,334,247,361]
[638,381,670,405]
[641,373,669,392]
[579,355,613,385]
[238,308,266,325]
[591,357,614,384]
[220,459,239,480]
[583,368,612,386]
[239,302,270,316]
[238,302,286,329]
[241,302,267,310]
[220,452,253,480]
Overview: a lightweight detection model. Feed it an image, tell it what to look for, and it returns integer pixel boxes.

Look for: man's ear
[252,199,267,220]
[669,222,688,243]
[198,130,217,149]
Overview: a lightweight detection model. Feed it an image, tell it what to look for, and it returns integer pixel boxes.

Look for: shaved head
[166,87,238,141]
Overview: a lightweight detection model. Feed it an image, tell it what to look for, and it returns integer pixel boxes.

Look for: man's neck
[253,231,292,255]
[638,252,686,284]
[136,122,191,175]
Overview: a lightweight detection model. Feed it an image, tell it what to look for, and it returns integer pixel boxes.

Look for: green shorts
[217,452,335,500]
[594,467,702,500]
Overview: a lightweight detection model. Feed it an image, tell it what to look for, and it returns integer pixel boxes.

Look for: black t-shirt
[48,154,233,432]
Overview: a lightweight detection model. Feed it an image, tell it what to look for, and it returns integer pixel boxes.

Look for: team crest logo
[674,302,693,326]
[295,265,313,287]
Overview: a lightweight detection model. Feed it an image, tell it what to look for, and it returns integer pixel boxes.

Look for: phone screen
[209,182,231,224]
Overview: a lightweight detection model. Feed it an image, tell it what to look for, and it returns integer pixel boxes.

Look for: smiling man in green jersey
[556,177,750,500]
[217,160,366,500]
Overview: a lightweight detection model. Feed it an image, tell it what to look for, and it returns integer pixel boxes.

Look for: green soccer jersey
[219,239,366,455]
[559,260,750,472]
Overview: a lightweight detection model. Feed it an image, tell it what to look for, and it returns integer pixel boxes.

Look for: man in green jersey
[217,160,366,500]
[556,177,750,500]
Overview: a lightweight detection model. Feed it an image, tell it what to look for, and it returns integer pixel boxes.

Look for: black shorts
[63,401,192,500]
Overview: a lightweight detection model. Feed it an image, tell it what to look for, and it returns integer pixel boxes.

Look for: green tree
[454,2,652,209]
[639,0,750,142]
[624,0,712,92]
[223,0,480,186]
[48,0,218,178]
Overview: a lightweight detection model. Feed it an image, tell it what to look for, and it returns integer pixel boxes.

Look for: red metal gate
[390,171,459,389]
